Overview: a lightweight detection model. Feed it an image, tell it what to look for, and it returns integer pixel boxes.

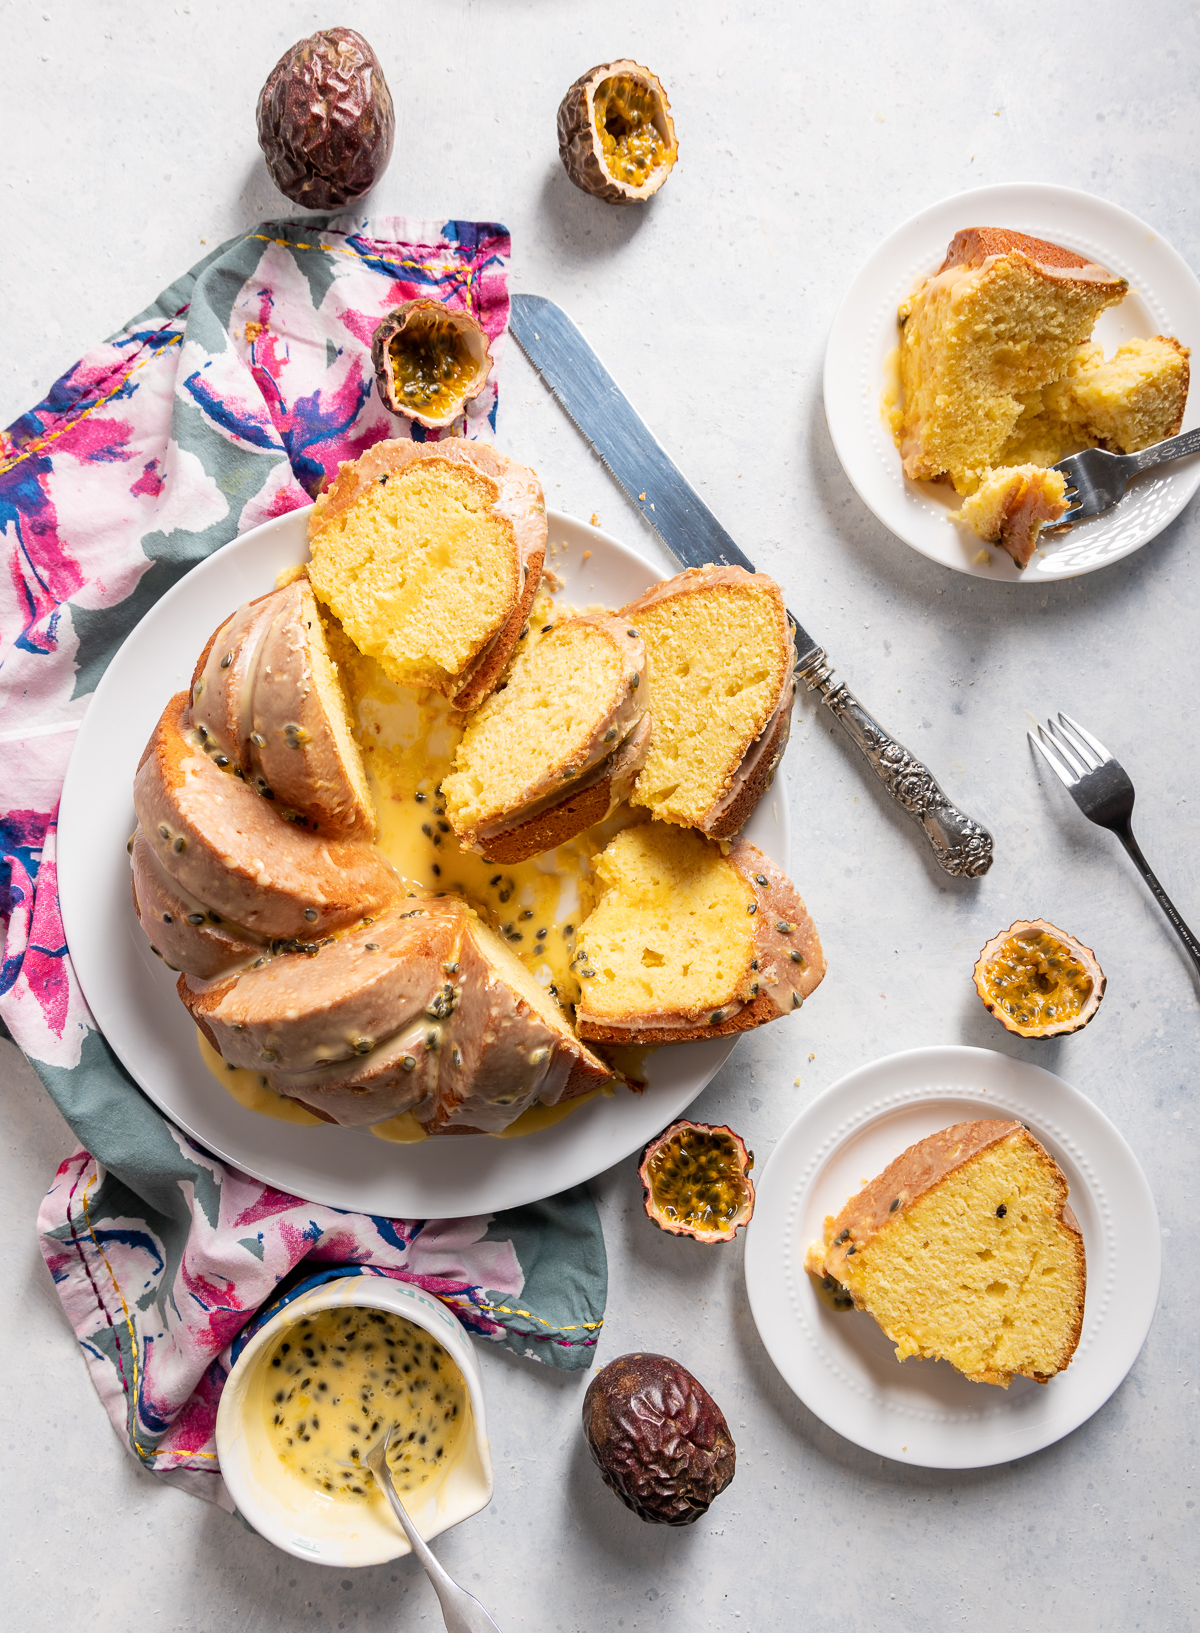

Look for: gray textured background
[2,2,1197,1628]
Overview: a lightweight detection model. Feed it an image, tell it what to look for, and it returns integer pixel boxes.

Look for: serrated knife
[508,293,993,878]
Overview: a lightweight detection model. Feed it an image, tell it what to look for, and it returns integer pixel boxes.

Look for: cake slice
[897,227,1128,489]
[441,613,650,862]
[572,823,824,1043]
[805,1120,1086,1388]
[1047,334,1190,452]
[182,895,613,1133]
[307,439,545,712]
[621,566,794,838]
[190,578,375,837]
[952,465,1068,569]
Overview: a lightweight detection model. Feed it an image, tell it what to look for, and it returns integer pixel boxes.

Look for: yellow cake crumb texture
[572,823,757,1022]
[632,581,783,827]
[308,459,519,691]
[810,1125,1085,1388]
[442,619,624,832]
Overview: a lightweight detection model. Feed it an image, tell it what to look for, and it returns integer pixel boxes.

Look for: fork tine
[1028,727,1078,790]
[1058,712,1113,766]
[1041,719,1089,780]
[1053,713,1102,772]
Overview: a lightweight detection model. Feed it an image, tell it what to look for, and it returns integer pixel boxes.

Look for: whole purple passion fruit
[639,1120,755,1244]
[582,1352,735,1525]
[257,28,394,209]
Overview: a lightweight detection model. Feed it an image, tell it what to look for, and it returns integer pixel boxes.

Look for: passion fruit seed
[639,1121,755,1244]
[973,920,1105,1038]
[371,299,493,430]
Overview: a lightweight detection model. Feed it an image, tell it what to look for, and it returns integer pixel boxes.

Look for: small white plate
[824,182,1200,582]
[744,1045,1159,1468]
[58,508,790,1217]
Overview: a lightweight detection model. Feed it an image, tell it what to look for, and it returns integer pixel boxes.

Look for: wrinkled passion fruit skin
[557,60,678,205]
[639,1121,755,1244]
[582,1353,735,1525]
[257,28,395,208]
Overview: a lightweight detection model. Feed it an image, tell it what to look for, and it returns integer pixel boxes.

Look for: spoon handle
[367,1446,503,1633]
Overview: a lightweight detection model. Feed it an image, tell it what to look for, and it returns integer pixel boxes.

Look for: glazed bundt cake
[621,566,794,838]
[442,613,650,862]
[572,823,825,1043]
[181,896,613,1133]
[307,439,545,712]
[131,692,398,977]
[806,1120,1086,1388]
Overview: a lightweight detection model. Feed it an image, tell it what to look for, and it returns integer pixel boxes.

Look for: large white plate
[824,182,1200,582]
[58,508,790,1217]
[744,1045,1159,1469]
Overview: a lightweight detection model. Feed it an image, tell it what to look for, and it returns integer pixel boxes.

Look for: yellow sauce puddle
[198,1031,323,1125]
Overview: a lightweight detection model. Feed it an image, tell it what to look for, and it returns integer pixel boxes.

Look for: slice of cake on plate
[307,439,546,712]
[571,822,824,1043]
[621,566,794,838]
[441,613,650,862]
[805,1119,1085,1387]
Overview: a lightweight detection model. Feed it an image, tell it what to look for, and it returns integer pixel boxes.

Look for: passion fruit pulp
[557,60,679,204]
[638,1121,755,1244]
[371,299,494,430]
[973,919,1105,1038]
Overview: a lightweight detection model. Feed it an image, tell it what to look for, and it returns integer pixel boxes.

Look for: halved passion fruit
[371,299,493,430]
[639,1121,755,1244]
[557,60,678,204]
[973,919,1105,1038]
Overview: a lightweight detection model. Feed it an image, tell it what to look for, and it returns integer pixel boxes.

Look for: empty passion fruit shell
[557,60,679,204]
[973,919,1105,1038]
[638,1121,755,1244]
[371,299,494,431]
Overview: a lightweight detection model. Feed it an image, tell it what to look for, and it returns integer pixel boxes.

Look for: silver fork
[1054,426,1200,521]
[1029,713,1200,981]
[365,1431,503,1633]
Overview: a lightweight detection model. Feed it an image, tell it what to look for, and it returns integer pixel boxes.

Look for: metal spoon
[366,1430,504,1633]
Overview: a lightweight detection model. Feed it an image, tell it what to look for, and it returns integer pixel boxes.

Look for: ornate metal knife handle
[797,650,994,878]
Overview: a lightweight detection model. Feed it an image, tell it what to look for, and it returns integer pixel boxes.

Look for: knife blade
[508,293,993,878]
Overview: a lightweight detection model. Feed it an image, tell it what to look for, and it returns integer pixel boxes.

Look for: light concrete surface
[2,2,1197,1629]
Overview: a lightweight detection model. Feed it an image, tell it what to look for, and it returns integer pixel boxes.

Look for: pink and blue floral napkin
[0,215,607,1509]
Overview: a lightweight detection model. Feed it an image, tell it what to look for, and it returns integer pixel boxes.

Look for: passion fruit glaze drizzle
[980,929,1094,1030]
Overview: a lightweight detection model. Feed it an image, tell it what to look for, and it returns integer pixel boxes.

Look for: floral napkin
[0,214,607,1509]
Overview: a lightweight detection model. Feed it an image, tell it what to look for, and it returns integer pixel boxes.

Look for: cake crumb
[590,513,600,527]
[808,1052,815,1062]
[973,549,991,566]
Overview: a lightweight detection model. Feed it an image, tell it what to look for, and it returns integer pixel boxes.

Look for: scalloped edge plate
[744,1045,1159,1468]
[824,182,1200,582]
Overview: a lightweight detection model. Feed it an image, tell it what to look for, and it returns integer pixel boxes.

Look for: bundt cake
[180,896,613,1133]
[806,1120,1086,1388]
[131,693,398,978]
[189,578,374,837]
[951,465,1068,570]
[441,613,650,862]
[572,823,825,1043]
[307,439,545,712]
[897,228,1128,488]
[621,566,794,838]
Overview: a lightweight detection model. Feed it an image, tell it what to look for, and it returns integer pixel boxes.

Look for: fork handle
[1117,823,1200,979]
[1129,425,1200,473]
[797,650,994,877]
